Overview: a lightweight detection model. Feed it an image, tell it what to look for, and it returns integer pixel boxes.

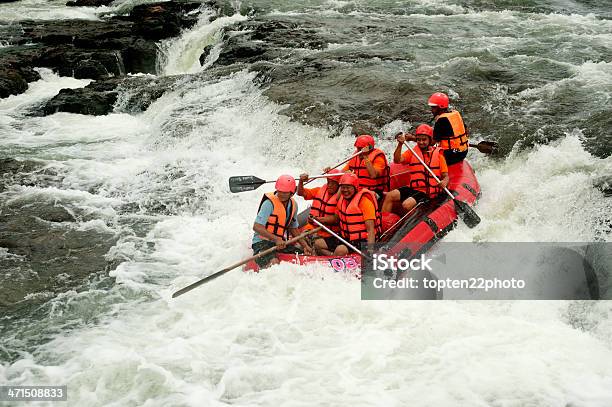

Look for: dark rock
[36,205,76,223]
[20,20,134,47]
[121,39,158,74]
[0,158,40,174]
[130,2,202,40]
[66,0,113,6]
[0,156,117,308]
[0,67,28,98]
[74,59,110,80]
[199,45,214,66]
[0,204,117,306]
[2,1,209,100]
[37,48,123,78]
[114,76,171,113]
[0,158,64,193]
[19,66,42,82]
[41,75,173,116]
[216,40,269,65]
[43,87,118,116]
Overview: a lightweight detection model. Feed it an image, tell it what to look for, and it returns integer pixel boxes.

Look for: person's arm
[312,213,340,229]
[253,200,285,247]
[324,164,351,173]
[359,198,377,253]
[438,172,449,190]
[311,214,338,226]
[253,223,285,247]
[361,147,379,178]
[289,228,313,255]
[365,219,376,252]
[297,173,308,197]
[437,153,449,189]
[393,135,405,164]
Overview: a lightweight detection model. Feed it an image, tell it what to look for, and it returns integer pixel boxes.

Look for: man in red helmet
[325,173,381,255]
[324,134,390,203]
[252,174,313,268]
[428,92,469,165]
[297,169,343,255]
[382,124,449,214]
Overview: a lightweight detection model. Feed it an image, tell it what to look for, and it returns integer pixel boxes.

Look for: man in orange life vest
[323,173,381,256]
[252,175,313,268]
[325,135,390,203]
[297,169,343,256]
[382,124,449,213]
[428,92,469,165]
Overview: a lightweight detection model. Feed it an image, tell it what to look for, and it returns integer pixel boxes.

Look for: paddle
[469,141,498,155]
[230,174,340,193]
[172,227,322,298]
[303,151,362,186]
[396,132,498,155]
[310,217,371,258]
[403,142,481,228]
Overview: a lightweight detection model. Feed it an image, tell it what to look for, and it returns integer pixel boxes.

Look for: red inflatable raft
[244,160,480,274]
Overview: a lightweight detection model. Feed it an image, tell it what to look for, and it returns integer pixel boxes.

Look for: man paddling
[428,92,469,165]
[325,173,381,255]
[325,135,390,203]
[382,124,449,214]
[252,175,313,269]
[297,169,342,256]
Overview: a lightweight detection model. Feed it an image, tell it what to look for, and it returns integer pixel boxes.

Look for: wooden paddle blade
[229,175,265,193]
[454,199,481,228]
[470,141,499,155]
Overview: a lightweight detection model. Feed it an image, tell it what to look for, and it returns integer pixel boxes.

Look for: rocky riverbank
[1,1,215,98]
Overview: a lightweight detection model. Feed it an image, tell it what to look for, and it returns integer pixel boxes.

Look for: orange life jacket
[348,148,390,193]
[305,184,340,237]
[407,146,443,198]
[257,192,297,240]
[337,189,382,243]
[435,110,468,152]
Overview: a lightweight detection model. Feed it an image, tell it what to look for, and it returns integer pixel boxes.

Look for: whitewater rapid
[1,1,612,406]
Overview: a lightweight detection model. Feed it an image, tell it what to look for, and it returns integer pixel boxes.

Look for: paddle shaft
[310,217,367,257]
[172,227,322,298]
[304,151,361,185]
[402,142,481,228]
[403,142,454,200]
[259,173,346,185]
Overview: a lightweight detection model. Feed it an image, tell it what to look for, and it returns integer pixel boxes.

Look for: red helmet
[327,168,343,182]
[415,124,434,138]
[275,174,296,193]
[428,92,449,109]
[354,135,375,149]
[339,173,359,188]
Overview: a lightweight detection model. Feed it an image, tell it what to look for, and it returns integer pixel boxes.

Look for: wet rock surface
[214,16,430,133]
[0,1,210,100]
[41,74,176,116]
[66,0,114,6]
[0,158,119,308]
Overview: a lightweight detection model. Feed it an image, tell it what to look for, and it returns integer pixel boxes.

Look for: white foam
[0,0,103,21]
[1,9,612,405]
[0,69,91,114]
[159,11,248,75]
